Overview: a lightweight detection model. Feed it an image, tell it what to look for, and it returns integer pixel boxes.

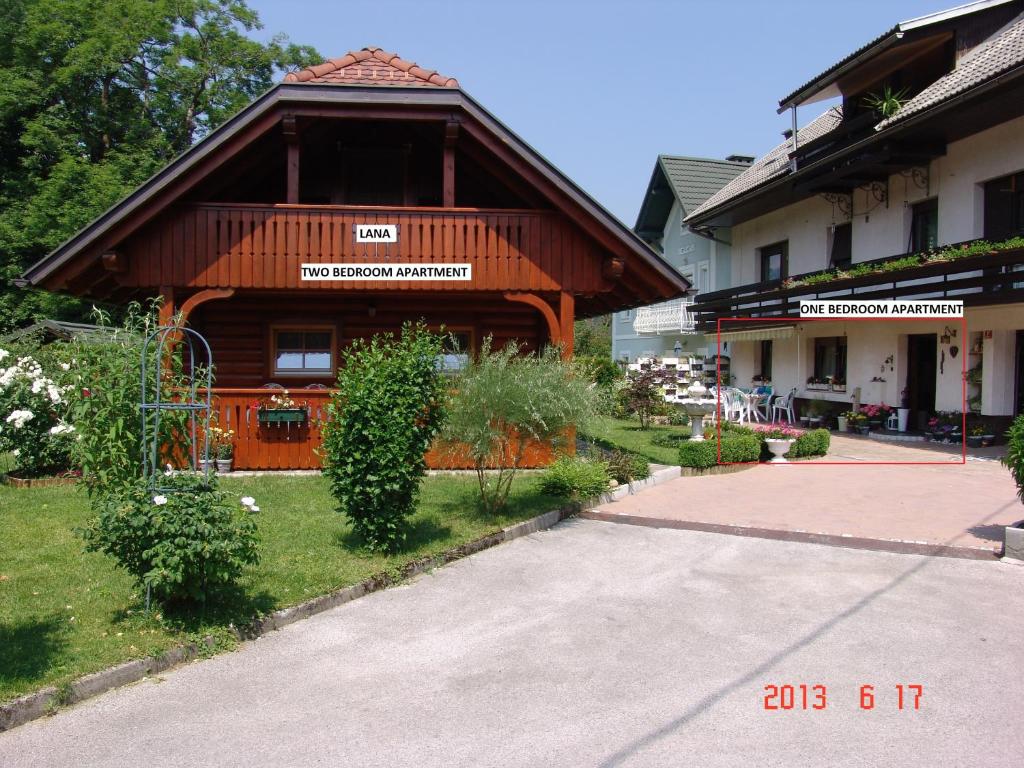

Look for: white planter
[765,438,795,464]
[897,408,910,433]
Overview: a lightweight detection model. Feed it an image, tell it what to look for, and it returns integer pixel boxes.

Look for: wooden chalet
[22,47,688,469]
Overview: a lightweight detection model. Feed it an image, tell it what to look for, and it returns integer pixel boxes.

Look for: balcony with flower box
[691,239,1024,331]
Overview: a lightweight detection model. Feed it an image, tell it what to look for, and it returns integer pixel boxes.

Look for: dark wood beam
[443,120,459,208]
[283,115,300,205]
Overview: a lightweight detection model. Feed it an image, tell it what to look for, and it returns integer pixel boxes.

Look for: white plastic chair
[771,388,797,424]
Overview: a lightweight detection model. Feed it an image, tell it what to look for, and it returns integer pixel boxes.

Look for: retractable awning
[715,326,796,342]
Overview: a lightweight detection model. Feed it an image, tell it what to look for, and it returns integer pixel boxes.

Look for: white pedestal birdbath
[676,381,717,442]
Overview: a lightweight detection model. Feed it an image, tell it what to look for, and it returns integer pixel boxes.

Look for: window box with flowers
[805,376,830,392]
[255,390,309,425]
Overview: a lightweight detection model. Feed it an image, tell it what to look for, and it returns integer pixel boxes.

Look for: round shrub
[321,322,447,552]
[790,428,831,458]
[678,435,760,469]
[650,430,693,448]
[81,473,259,605]
[539,456,610,500]
[1002,414,1024,504]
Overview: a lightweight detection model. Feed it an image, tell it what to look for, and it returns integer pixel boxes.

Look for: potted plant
[830,376,846,393]
[897,388,910,432]
[837,411,853,433]
[760,425,800,463]
[859,403,892,430]
[967,425,984,448]
[848,412,869,434]
[982,431,996,447]
[216,442,234,472]
[208,425,235,472]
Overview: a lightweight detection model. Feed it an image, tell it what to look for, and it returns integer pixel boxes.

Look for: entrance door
[906,334,937,429]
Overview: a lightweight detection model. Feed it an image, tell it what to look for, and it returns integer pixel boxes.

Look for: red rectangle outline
[714,315,968,466]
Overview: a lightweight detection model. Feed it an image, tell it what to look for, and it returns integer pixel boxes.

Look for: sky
[247,0,950,225]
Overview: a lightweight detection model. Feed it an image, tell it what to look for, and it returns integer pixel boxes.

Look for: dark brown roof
[283,47,459,88]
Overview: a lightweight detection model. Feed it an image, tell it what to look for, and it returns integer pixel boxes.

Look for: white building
[612,155,751,363]
[684,0,1024,431]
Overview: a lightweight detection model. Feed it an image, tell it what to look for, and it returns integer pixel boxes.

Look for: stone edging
[0,490,632,733]
[578,511,1003,561]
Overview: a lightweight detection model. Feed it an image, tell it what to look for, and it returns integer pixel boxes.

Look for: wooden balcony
[692,244,1024,330]
[120,203,609,294]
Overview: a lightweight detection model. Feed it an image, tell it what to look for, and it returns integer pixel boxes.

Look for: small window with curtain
[910,199,938,252]
[829,223,852,269]
[759,241,787,284]
[272,326,335,377]
[813,336,847,381]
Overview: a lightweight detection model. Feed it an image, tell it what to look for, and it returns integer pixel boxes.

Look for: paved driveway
[1,520,1022,767]
[590,435,1019,556]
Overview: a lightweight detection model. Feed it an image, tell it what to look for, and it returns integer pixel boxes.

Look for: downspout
[790,105,799,173]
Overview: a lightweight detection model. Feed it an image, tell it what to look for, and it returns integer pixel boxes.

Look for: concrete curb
[0,500,594,733]
[578,510,1002,561]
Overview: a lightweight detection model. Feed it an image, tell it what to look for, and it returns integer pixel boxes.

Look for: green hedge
[678,435,760,469]
[789,429,831,458]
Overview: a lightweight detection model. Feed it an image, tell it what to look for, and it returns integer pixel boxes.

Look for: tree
[0,0,320,333]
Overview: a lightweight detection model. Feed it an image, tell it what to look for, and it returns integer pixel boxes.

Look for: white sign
[301,263,472,281]
[799,300,963,318]
[355,224,398,243]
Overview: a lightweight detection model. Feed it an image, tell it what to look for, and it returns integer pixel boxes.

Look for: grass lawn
[0,474,564,704]
[581,416,689,466]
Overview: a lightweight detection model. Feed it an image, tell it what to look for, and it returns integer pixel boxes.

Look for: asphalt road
[2,519,1022,767]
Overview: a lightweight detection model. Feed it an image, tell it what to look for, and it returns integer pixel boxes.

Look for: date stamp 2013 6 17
[763,684,923,711]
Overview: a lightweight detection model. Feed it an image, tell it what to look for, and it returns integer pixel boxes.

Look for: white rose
[11,448,19,457]
[249,505,260,512]
[153,495,168,506]
[60,362,71,371]
[240,496,255,507]
[0,349,8,360]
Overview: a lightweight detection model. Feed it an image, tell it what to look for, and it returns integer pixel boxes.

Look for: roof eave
[777,30,903,112]
[24,83,687,296]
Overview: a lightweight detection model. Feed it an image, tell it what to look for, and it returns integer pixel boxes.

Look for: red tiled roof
[283,47,459,88]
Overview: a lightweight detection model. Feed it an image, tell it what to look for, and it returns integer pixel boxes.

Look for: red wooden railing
[123,203,608,294]
[209,388,557,471]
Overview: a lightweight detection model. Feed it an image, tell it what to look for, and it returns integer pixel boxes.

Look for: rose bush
[0,347,76,477]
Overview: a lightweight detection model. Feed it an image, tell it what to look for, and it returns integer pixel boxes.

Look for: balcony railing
[633,297,697,334]
[691,243,1024,330]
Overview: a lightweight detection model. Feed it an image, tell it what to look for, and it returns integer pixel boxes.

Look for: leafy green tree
[321,323,449,553]
[0,0,320,332]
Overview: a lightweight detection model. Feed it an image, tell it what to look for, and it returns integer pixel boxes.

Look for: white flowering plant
[0,347,77,477]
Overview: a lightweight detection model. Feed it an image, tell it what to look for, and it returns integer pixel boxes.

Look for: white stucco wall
[727,305,1020,416]
[730,113,1024,282]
